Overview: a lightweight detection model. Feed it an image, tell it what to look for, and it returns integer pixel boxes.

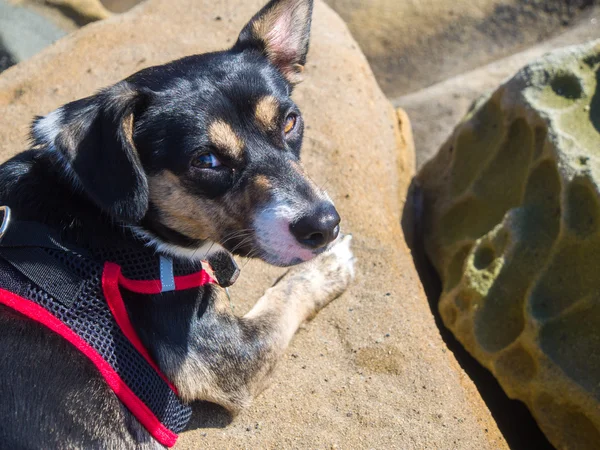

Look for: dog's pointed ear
[234,0,313,84]
[32,82,150,223]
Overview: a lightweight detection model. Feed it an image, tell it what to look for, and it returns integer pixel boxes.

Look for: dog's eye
[192,152,222,169]
[283,113,297,135]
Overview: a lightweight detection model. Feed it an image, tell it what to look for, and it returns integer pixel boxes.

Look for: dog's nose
[290,203,341,249]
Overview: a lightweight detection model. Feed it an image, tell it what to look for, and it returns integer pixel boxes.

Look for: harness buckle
[0,206,11,240]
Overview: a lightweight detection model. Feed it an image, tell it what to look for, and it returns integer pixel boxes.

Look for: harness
[0,207,238,447]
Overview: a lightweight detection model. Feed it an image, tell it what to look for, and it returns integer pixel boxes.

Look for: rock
[46,0,111,23]
[0,38,17,73]
[0,0,66,73]
[323,0,598,98]
[100,0,143,13]
[417,40,600,450]
[398,7,600,169]
[0,0,505,448]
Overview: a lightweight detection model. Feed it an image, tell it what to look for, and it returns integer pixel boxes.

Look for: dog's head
[31,0,340,267]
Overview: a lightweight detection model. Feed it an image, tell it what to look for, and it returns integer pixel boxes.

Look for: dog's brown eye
[284,114,297,135]
[192,152,222,169]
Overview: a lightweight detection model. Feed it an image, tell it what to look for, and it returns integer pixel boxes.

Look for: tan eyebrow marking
[208,120,244,157]
[255,96,279,132]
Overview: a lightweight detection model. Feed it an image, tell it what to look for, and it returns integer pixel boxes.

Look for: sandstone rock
[46,0,111,23]
[0,0,507,448]
[398,7,600,169]
[417,40,600,450]
[323,0,598,98]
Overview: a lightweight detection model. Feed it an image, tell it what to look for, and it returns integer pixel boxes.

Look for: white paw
[279,233,356,317]
[325,234,356,280]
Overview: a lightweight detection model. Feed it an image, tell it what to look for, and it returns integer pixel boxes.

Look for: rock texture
[417,40,600,450]
[0,0,507,448]
[324,0,598,98]
[0,1,66,72]
[45,0,111,22]
[100,0,141,13]
[398,7,600,169]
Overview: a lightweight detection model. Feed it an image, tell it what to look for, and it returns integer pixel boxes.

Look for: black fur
[0,1,348,448]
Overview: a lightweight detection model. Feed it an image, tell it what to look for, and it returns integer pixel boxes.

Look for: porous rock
[417,40,600,450]
[0,0,505,448]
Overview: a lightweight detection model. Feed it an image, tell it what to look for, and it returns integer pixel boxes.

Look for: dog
[0,0,355,448]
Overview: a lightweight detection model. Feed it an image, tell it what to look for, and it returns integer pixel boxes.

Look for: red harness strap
[0,261,216,447]
[0,287,180,446]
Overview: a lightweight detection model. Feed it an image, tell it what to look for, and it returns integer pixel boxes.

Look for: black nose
[290,203,341,249]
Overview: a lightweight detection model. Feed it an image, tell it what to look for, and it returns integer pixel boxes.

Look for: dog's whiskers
[219,229,253,247]
[230,236,255,254]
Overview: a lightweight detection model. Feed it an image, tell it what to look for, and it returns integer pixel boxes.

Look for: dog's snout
[290,203,340,250]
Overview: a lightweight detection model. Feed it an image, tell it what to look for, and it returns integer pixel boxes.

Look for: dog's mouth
[218,231,339,268]
[245,200,341,267]
[255,238,337,267]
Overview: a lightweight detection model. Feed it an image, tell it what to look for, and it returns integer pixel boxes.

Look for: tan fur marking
[208,120,244,157]
[255,96,279,131]
[250,175,273,204]
[148,170,250,244]
[148,171,214,240]
[122,113,135,148]
[253,175,272,191]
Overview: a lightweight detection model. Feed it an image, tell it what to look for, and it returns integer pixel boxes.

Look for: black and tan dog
[0,0,354,447]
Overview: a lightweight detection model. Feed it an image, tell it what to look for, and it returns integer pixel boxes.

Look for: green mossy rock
[417,39,600,450]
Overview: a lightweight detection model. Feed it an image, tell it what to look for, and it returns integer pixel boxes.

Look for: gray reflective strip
[159,255,175,292]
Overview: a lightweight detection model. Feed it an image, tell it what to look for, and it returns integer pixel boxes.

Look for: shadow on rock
[401,179,554,450]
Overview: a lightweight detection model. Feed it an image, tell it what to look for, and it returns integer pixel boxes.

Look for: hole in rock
[550,72,583,100]
[474,245,495,270]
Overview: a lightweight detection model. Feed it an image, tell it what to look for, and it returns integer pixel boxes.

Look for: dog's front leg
[245,233,355,348]
[167,235,354,413]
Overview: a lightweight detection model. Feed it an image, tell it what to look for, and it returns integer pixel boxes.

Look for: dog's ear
[234,0,313,84]
[32,82,150,223]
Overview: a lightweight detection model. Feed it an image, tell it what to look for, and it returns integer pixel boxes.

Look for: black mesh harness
[0,207,238,447]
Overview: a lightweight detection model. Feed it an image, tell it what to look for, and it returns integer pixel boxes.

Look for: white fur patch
[33,108,63,147]
[131,226,224,262]
[325,234,355,279]
[253,198,335,267]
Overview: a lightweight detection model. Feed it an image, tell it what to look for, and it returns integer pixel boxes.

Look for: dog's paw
[283,233,356,317]
[325,233,356,280]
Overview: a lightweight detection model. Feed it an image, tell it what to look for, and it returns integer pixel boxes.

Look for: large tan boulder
[417,40,600,450]
[0,0,505,448]
[323,0,597,99]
